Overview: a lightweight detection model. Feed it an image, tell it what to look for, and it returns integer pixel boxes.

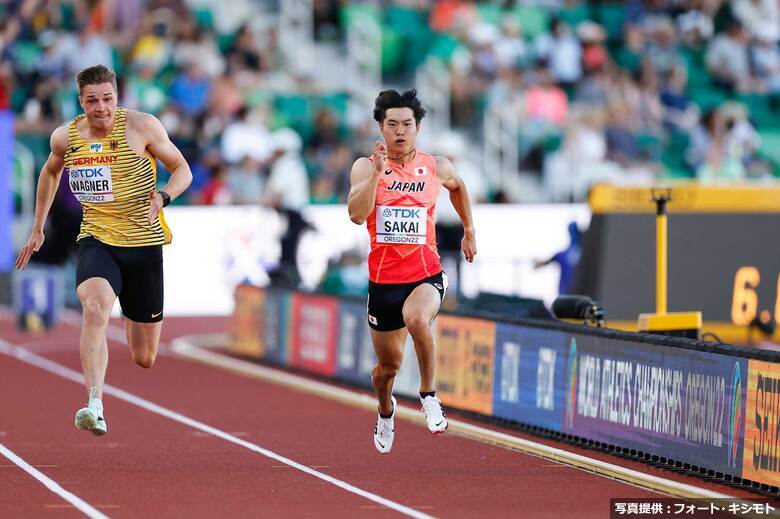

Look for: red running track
[0,314,769,518]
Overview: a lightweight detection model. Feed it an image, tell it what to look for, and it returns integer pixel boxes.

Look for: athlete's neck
[82,114,116,140]
[387,147,416,166]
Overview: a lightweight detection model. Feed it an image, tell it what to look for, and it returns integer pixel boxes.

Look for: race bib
[376,205,426,245]
[68,165,114,203]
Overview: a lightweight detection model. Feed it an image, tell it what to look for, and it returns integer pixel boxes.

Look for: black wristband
[159,191,171,207]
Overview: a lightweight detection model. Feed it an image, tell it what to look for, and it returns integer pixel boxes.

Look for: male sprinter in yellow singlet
[16,65,192,435]
[348,90,477,453]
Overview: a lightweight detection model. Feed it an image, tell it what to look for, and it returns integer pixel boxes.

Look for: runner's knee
[132,349,156,369]
[376,360,402,378]
[81,299,111,327]
[403,312,430,333]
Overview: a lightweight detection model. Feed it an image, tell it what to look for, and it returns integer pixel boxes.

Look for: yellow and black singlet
[64,108,172,246]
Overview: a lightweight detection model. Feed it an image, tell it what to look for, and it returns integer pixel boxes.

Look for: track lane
[0,351,439,518]
[0,317,676,519]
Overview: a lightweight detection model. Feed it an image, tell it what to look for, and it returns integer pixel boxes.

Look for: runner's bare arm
[436,156,477,263]
[136,112,193,200]
[16,126,68,269]
[132,112,193,222]
[347,141,386,224]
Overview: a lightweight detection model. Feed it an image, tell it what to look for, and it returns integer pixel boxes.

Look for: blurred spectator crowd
[3,0,780,206]
[416,0,780,200]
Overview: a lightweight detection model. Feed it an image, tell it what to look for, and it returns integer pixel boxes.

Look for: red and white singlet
[366,151,442,284]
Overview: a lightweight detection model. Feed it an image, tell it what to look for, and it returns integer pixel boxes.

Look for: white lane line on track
[0,442,109,519]
[170,335,737,501]
[0,339,435,519]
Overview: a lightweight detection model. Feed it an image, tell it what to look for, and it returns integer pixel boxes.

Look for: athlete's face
[380,107,419,155]
[79,82,117,131]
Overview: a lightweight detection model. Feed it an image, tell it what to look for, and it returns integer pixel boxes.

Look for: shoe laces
[87,386,103,416]
[422,396,444,420]
[376,415,393,436]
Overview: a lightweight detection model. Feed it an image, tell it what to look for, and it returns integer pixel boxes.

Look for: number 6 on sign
[731,266,759,326]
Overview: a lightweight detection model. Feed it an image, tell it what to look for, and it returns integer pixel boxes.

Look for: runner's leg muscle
[125,319,162,368]
[77,278,115,399]
[370,328,407,415]
[402,283,441,393]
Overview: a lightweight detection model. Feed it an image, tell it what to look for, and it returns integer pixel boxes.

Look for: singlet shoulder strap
[110,107,127,139]
[68,115,84,139]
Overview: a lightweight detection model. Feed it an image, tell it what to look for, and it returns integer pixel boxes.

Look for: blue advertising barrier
[492,324,568,431]
[233,287,767,484]
[561,335,747,475]
[262,288,291,365]
[490,322,748,475]
[336,300,375,387]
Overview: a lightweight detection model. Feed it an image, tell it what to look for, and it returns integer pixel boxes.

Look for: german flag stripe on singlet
[65,107,172,246]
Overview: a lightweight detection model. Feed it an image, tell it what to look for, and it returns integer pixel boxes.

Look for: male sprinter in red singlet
[348,90,477,453]
[16,65,192,435]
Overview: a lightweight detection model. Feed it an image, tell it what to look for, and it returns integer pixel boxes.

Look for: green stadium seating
[511,5,549,40]
[615,48,642,74]
[543,134,563,153]
[666,129,691,155]
[11,85,28,114]
[274,94,314,143]
[381,28,403,74]
[595,4,625,41]
[636,132,663,160]
[685,63,712,89]
[318,92,348,117]
[111,47,124,76]
[737,94,780,128]
[403,34,436,73]
[383,6,436,75]
[476,4,503,26]
[55,85,80,120]
[13,150,24,212]
[275,95,311,118]
[59,3,78,30]
[558,4,592,28]
[216,31,235,53]
[427,33,462,63]
[688,86,728,112]
[272,93,351,144]
[759,131,780,166]
[681,48,712,89]
[243,89,273,109]
[193,8,215,30]
[661,130,693,178]
[680,47,706,67]
[13,41,42,72]
[340,4,381,30]
[15,134,50,172]
[661,163,694,179]
[386,5,428,36]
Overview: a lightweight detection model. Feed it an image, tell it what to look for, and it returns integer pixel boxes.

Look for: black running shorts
[76,236,164,323]
[367,271,447,332]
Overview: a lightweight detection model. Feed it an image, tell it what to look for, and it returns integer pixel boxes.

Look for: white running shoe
[421,395,447,434]
[373,396,396,454]
[75,387,107,436]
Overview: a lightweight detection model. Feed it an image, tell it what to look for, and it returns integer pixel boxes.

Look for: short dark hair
[373,89,426,125]
[76,65,117,94]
